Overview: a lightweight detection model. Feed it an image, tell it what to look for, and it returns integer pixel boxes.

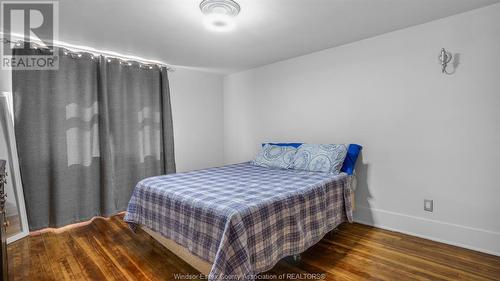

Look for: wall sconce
[439,48,453,74]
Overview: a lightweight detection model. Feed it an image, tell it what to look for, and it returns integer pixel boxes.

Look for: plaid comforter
[124,162,353,280]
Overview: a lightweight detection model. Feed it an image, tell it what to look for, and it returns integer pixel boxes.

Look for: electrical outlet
[424,199,433,212]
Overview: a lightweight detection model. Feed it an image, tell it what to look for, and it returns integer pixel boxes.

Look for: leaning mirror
[0,92,29,243]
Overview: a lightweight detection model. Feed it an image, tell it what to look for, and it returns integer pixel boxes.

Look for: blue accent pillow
[262,142,363,174]
[340,144,363,175]
[291,144,348,174]
[262,143,303,148]
[251,144,298,169]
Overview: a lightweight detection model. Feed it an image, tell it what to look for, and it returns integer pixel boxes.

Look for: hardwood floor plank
[65,230,110,281]
[336,226,500,280]
[7,237,30,281]
[302,242,432,281]
[7,215,500,281]
[324,235,486,280]
[343,223,500,273]
[72,224,130,281]
[29,234,57,280]
[42,231,80,280]
[274,257,356,281]
[106,216,198,279]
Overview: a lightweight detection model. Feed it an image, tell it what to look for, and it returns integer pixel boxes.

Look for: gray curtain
[13,49,175,230]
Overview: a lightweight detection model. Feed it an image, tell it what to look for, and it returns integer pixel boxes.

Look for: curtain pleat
[13,49,176,230]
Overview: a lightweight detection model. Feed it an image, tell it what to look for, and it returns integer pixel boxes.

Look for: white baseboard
[353,205,500,257]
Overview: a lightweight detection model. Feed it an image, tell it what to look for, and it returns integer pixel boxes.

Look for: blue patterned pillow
[251,144,298,169]
[291,144,348,174]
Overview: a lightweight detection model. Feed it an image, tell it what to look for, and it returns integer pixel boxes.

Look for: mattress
[124,162,353,280]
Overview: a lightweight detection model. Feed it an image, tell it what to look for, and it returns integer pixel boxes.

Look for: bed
[124,162,355,280]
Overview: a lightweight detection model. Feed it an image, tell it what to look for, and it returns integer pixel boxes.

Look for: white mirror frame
[0,92,29,243]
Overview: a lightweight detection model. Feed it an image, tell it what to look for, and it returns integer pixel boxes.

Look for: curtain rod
[1,33,175,71]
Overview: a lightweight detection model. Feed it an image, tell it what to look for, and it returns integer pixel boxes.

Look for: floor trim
[354,205,500,257]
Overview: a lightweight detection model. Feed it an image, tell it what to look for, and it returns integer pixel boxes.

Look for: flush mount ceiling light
[200,0,241,32]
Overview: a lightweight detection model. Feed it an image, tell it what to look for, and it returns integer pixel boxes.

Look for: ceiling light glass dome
[200,0,241,32]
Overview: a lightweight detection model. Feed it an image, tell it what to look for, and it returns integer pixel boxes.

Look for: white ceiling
[57,0,500,74]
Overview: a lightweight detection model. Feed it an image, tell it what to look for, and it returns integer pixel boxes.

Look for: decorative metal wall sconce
[439,48,453,74]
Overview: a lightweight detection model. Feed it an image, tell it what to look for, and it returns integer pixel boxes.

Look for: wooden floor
[7,214,500,281]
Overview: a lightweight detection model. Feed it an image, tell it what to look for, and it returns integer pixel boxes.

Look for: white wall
[170,68,224,172]
[223,4,500,255]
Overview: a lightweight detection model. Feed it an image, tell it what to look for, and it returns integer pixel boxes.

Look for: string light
[2,39,166,70]
[2,38,172,70]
